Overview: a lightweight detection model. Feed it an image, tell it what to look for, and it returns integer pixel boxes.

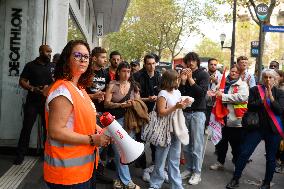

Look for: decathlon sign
[9,8,23,76]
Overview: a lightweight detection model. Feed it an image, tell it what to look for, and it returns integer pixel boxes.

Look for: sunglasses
[72,52,90,61]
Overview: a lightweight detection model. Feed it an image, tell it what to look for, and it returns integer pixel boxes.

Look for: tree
[195,38,231,68]
[103,0,220,62]
[214,0,280,72]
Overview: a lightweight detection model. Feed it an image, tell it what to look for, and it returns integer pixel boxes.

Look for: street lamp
[219,33,231,49]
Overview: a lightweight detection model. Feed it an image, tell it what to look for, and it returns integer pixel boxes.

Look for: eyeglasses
[269,65,277,68]
[72,52,90,62]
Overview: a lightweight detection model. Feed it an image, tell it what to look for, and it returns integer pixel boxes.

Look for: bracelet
[88,135,95,146]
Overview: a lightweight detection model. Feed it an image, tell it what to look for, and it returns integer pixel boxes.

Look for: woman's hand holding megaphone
[91,134,111,147]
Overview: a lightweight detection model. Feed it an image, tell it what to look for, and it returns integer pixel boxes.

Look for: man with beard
[179,52,210,185]
[105,51,122,84]
[14,45,54,165]
[205,58,222,128]
[88,47,107,113]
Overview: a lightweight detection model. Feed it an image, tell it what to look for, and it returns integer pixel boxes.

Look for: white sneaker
[210,162,224,170]
[164,170,169,183]
[188,173,201,185]
[142,171,150,182]
[180,170,192,180]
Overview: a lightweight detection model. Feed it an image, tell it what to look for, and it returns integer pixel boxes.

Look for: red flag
[209,68,229,145]
[212,68,229,125]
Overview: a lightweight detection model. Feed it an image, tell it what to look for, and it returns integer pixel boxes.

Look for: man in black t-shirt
[87,47,108,113]
[14,45,54,165]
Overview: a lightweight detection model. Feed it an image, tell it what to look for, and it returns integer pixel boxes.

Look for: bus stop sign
[256,3,268,21]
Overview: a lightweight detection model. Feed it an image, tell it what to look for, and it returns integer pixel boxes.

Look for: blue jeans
[234,129,280,183]
[112,117,135,185]
[183,112,206,174]
[149,134,183,189]
[46,179,93,189]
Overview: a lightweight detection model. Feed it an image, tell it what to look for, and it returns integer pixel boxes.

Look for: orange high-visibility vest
[44,80,98,185]
[232,85,248,118]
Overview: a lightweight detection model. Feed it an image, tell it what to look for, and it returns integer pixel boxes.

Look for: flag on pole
[209,68,229,145]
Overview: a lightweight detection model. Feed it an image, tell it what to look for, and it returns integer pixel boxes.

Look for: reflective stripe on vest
[233,104,247,109]
[48,138,74,148]
[45,153,95,168]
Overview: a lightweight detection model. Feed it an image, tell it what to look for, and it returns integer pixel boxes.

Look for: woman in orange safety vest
[44,40,110,189]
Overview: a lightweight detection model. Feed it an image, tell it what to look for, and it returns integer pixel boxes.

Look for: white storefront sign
[0,0,28,142]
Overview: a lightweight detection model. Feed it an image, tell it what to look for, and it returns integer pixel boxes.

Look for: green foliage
[104,0,221,62]
[68,14,86,41]
[195,38,231,68]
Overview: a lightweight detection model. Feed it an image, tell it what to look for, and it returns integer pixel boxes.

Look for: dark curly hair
[54,40,93,88]
[183,52,200,68]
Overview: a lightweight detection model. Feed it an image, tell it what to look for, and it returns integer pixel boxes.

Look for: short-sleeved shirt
[158,89,181,108]
[46,84,96,131]
[20,57,54,103]
[87,68,107,112]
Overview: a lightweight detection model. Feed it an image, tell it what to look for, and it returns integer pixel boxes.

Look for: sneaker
[124,181,140,189]
[210,162,224,170]
[144,165,155,173]
[181,170,192,180]
[164,170,169,183]
[188,173,201,185]
[113,179,123,189]
[226,178,239,189]
[142,171,150,182]
[275,165,284,174]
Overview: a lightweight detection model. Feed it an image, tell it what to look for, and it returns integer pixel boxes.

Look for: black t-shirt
[20,58,54,103]
[87,68,107,112]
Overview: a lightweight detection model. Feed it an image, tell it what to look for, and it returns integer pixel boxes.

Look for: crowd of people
[13,40,284,189]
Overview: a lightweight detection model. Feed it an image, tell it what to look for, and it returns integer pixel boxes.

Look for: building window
[76,0,80,9]
[68,12,86,41]
[85,1,90,32]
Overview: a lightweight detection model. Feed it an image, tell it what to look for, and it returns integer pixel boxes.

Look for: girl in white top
[149,70,191,189]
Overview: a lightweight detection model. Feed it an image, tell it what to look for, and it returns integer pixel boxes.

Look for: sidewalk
[1,141,283,189]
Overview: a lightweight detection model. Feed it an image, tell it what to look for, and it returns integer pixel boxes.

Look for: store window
[68,12,86,41]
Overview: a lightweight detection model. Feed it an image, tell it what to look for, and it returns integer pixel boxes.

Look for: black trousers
[16,100,46,157]
[216,127,245,165]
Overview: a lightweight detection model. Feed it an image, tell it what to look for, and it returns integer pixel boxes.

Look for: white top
[46,84,96,130]
[158,89,181,108]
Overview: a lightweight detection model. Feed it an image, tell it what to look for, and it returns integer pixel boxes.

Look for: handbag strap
[257,85,284,139]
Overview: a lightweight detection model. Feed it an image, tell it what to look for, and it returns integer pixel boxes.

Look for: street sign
[96,13,103,37]
[256,3,268,21]
[251,41,259,57]
[263,25,284,33]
